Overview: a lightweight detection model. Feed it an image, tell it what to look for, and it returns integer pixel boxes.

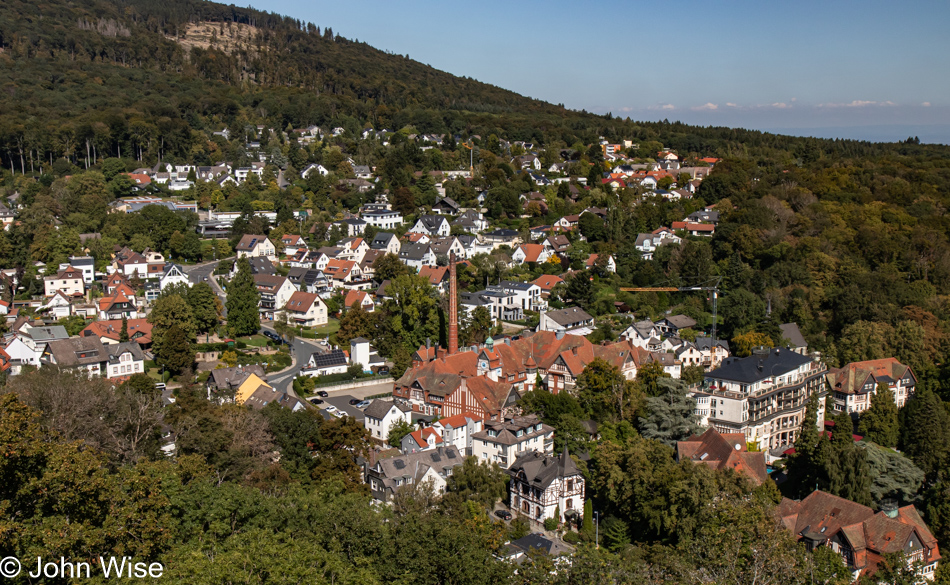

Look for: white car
[324,405,338,414]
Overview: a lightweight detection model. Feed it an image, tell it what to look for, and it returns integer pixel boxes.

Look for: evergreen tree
[637,378,701,446]
[900,389,950,480]
[187,282,221,335]
[786,392,823,496]
[119,315,129,342]
[226,257,261,337]
[582,498,594,540]
[857,384,900,447]
[157,324,194,375]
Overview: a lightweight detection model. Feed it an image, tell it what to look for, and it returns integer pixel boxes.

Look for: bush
[562,531,581,545]
[236,341,247,349]
[543,517,558,531]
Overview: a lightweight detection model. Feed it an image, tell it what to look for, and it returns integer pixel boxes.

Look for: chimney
[880,499,899,518]
[437,347,447,360]
[555,330,564,340]
[449,255,459,355]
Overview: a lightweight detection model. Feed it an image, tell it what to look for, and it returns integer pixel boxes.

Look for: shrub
[543,516,558,531]
[236,341,247,349]
[562,531,581,545]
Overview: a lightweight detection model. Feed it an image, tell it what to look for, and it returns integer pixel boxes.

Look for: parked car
[356,400,371,409]
[348,398,361,405]
[309,398,323,405]
[317,391,329,397]
[377,367,390,376]
[324,405,338,414]
[494,510,512,521]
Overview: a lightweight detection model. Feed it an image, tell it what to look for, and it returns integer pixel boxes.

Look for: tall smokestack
[449,254,458,355]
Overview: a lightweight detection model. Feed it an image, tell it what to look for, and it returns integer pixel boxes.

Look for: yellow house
[235,373,271,405]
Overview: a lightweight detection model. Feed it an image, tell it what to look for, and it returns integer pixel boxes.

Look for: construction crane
[461,142,474,173]
[620,277,722,340]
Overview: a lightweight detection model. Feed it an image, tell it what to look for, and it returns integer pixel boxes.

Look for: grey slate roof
[399,243,432,261]
[363,400,411,420]
[779,323,808,349]
[543,306,594,326]
[370,232,398,249]
[507,448,580,490]
[45,336,107,366]
[708,347,814,383]
[471,415,552,447]
[26,325,69,342]
[106,342,146,364]
[208,365,267,390]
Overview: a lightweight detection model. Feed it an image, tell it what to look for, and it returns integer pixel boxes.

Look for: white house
[281,291,329,327]
[362,400,413,442]
[369,232,401,255]
[235,235,277,261]
[408,215,451,238]
[511,244,552,265]
[398,243,436,270]
[366,446,464,503]
[159,263,191,291]
[431,412,484,456]
[301,163,330,178]
[44,266,85,297]
[472,415,554,468]
[362,209,404,231]
[506,449,585,523]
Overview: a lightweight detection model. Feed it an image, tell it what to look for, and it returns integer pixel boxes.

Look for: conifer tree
[119,315,129,342]
[582,498,594,540]
[900,389,950,480]
[226,257,261,337]
[786,392,822,496]
[857,384,900,447]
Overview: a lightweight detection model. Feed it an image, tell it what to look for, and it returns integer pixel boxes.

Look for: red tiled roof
[436,412,482,429]
[285,291,320,313]
[418,265,449,286]
[671,221,715,232]
[517,244,546,263]
[531,275,563,291]
[677,427,768,485]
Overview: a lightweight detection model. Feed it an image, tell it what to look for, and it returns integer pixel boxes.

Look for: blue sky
[255,0,950,143]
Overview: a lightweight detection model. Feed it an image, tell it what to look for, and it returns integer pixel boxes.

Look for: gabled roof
[516,244,547,263]
[418,265,449,286]
[677,427,768,485]
[775,490,940,575]
[531,274,564,291]
[779,323,807,348]
[284,291,322,313]
[364,400,411,420]
[236,234,271,251]
[405,427,443,449]
[508,448,580,490]
[82,319,153,345]
[827,358,915,396]
[45,336,107,366]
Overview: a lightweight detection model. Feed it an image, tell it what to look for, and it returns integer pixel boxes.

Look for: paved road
[259,324,331,397]
[182,258,232,316]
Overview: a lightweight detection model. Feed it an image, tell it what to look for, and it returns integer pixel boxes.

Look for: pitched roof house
[366,445,464,502]
[677,427,768,485]
[507,449,585,523]
[826,358,916,415]
[776,490,940,581]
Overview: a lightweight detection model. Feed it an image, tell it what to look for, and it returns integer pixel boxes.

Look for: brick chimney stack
[449,254,458,355]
